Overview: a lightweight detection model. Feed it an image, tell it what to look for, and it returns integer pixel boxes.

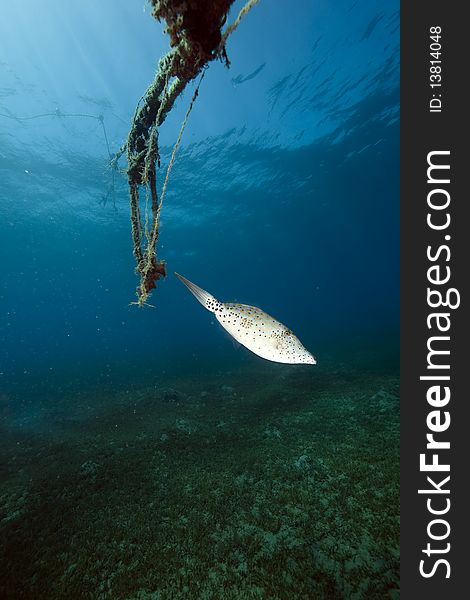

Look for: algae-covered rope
[126,0,259,306]
[128,57,176,305]
[156,71,206,227]
[136,71,205,307]
[218,0,261,58]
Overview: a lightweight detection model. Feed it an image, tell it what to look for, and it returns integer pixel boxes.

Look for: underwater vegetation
[0,363,399,599]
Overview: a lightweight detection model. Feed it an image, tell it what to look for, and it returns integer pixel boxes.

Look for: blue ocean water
[0,1,399,598]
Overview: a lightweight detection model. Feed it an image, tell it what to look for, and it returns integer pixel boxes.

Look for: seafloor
[0,361,399,599]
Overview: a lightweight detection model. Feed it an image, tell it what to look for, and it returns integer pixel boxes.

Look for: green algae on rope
[125,0,260,307]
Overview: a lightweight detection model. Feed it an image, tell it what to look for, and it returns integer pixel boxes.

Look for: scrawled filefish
[175,273,316,365]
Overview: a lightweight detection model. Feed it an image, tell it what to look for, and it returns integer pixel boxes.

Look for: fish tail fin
[175,273,218,312]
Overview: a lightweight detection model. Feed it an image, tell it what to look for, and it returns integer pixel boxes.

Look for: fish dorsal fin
[175,273,219,312]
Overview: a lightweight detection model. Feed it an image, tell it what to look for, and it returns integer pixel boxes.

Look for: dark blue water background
[0,0,399,390]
